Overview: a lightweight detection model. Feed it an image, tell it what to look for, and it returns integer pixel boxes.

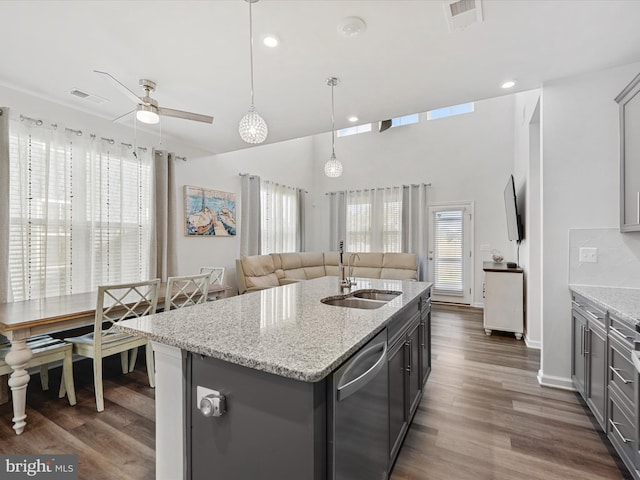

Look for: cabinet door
[388,337,408,465]
[572,309,587,399]
[420,307,431,387]
[484,270,523,335]
[618,74,640,232]
[407,321,422,420]
[587,320,607,429]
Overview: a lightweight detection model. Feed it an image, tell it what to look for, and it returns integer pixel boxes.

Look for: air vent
[444,0,483,31]
[68,88,108,104]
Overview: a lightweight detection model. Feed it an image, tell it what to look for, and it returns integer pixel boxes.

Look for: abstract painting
[184,185,236,236]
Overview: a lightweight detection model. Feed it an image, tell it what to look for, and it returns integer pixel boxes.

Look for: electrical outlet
[579,247,598,263]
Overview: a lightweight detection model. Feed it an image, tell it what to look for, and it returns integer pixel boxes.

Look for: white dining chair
[63,279,160,412]
[0,334,77,406]
[164,273,211,312]
[199,267,225,286]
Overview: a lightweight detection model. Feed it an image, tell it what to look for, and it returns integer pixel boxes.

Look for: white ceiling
[2,0,640,155]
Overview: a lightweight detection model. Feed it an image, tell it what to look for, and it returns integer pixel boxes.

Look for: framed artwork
[184,185,236,236]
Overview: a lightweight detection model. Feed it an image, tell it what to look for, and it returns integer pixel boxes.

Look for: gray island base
[118,276,432,480]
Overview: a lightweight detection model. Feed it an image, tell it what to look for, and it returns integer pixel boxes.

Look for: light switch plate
[480,244,491,252]
[579,247,598,263]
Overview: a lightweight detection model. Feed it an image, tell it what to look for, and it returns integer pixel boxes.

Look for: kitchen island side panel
[189,353,326,480]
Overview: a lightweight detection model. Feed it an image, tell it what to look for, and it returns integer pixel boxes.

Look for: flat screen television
[504,174,522,242]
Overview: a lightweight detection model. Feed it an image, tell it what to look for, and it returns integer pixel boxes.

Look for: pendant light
[324,77,343,178]
[239,0,268,144]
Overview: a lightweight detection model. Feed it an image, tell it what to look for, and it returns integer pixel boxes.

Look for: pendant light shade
[239,0,268,144]
[324,77,343,178]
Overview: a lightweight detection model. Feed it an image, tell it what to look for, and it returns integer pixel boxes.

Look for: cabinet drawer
[388,301,419,346]
[609,313,635,347]
[571,292,606,327]
[608,388,636,470]
[609,336,636,406]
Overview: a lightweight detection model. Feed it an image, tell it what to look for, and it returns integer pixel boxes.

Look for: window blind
[260,181,298,255]
[8,120,152,301]
[346,187,402,253]
[433,209,464,294]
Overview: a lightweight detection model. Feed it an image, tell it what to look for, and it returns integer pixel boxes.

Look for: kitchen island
[118,276,432,480]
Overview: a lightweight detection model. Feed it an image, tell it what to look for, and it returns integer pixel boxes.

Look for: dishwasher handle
[337,341,387,402]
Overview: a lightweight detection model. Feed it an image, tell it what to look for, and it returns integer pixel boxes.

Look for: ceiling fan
[94,70,213,125]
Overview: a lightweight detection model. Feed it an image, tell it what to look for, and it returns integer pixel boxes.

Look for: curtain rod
[154,151,186,161]
[18,114,148,151]
[324,183,431,195]
[239,173,308,194]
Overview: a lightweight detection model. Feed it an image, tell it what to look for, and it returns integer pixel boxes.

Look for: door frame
[427,201,474,305]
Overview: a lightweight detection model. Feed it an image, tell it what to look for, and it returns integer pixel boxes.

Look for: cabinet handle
[584,328,590,355]
[406,339,412,374]
[420,322,425,347]
[610,366,633,384]
[610,419,631,444]
[637,191,639,225]
[610,326,633,341]
[580,325,584,356]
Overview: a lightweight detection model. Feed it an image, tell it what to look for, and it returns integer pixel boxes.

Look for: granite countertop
[569,285,640,326]
[117,276,431,383]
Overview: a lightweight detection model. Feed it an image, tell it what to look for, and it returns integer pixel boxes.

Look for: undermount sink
[351,290,402,301]
[321,289,402,310]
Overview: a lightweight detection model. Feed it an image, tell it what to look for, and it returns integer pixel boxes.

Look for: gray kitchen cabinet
[387,293,430,471]
[616,71,640,232]
[587,318,607,429]
[572,306,587,399]
[420,293,432,386]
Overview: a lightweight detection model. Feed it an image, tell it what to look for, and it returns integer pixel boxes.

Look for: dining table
[0,282,230,435]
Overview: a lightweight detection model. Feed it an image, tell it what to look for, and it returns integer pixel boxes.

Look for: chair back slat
[165,273,211,312]
[95,279,161,341]
[199,267,225,286]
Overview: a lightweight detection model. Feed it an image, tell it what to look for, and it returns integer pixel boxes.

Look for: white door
[428,203,473,304]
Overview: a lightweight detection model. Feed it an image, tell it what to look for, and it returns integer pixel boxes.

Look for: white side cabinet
[483,262,524,340]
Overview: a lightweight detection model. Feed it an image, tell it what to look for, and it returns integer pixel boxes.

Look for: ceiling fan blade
[94,70,147,106]
[112,108,136,123]
[158,107,214,124]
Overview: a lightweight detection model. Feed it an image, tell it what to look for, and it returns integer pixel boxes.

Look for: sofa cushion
[381,253,418,280]
[241,255,280,290]
[280,252,326,280]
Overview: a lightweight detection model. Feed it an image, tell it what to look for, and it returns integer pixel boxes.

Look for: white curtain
[345,187,402,252]
[6,114,153,301]
[328,191,346,251]
[261,180,299,255]
[0,107,9,303]
[152,149,177,282]
[402,184,429,281]
[240,174,261,257]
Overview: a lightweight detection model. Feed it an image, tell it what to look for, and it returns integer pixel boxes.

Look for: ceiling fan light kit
[136,104,160,125]
[239,0,268,144]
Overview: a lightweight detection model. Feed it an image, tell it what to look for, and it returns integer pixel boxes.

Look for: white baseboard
[472,302,485,309]
[537,369,575,390]
[524,335,541,349]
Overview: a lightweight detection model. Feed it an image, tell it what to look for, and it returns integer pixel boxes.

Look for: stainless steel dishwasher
[327,328,389,480]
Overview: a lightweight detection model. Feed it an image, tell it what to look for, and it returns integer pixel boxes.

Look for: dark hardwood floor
[0,305,632,479]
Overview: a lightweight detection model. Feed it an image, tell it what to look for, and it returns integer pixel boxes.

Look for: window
[8,123,152,301]
[345,187,402,252]
[427,102,474,120]
[432,209,464,293]
[337,123,372,137]
[260,181,299,254]
[391,113,420,128]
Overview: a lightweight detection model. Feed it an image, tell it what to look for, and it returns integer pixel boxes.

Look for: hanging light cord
[248,0,255,106]
[331,82,336,156]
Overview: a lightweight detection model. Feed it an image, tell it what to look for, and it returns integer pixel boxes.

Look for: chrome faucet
[338,241,350,290]
[347,253,360,287]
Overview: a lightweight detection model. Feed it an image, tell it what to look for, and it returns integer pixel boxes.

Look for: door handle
[337,341,387,401]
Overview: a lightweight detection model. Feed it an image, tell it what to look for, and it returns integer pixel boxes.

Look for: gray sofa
[236,251,418,294]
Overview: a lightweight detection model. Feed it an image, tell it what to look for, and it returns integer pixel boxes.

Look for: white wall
[513,89,542,348]
[170,136,316,292]
[309,94,516,307]
[540,61,640,388]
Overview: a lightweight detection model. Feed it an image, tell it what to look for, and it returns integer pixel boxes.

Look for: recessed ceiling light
[338,17,366,37]
[263,35,279,48]
[348,115,359,123]
[501,80,516,89]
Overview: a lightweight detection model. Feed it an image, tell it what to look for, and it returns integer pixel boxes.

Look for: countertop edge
[569,284,640,326]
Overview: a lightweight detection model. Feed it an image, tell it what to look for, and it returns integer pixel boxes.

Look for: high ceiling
[2,0,640,154]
